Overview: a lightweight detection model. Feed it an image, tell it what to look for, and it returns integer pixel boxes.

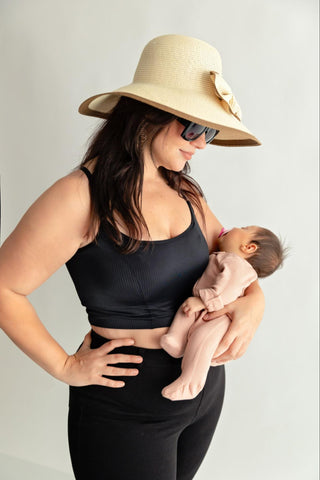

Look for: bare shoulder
[191,194,223,254]
[0,168,92,295]
[26,168,92,239]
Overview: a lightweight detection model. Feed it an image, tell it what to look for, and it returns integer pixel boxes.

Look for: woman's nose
[191,132,207,149]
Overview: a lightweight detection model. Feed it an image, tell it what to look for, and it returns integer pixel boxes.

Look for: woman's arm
[0,172,86,378]
[0,171,141,386]
[195,196,265,363]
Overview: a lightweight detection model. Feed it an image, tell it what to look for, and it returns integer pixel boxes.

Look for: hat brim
[78,83,261,147]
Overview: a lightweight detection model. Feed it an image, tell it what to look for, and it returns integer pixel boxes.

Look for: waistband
[90,329,182,365]
[86,305,176,330]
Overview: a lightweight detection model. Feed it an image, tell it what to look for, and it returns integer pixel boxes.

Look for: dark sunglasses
[177,117,219,143]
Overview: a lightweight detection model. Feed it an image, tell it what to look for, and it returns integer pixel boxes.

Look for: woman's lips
[180,150,193,161]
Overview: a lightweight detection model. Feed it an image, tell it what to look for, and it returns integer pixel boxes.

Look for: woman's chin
[162,161,187,173]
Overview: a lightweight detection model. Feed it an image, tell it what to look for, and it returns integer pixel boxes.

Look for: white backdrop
[0,0,318,479]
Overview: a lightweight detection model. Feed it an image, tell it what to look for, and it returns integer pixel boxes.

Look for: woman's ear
[240,242,258,255]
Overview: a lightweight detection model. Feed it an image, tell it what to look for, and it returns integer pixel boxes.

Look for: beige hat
[78,34,261,147]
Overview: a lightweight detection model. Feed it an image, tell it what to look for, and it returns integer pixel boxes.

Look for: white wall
[0,0,318,478]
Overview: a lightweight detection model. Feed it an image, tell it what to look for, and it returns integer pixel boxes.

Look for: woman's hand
[204,281,265,365]
[60,331,143,387]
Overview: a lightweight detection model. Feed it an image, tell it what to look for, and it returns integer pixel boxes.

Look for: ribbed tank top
[65,166,209,329]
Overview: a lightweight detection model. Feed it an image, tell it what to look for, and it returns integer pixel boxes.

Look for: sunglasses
[177,117,219,143]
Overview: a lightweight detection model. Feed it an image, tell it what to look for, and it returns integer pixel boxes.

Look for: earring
[139,131,148,144]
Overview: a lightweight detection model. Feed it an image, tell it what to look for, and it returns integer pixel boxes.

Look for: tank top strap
[184,198,197,224]
[80,166,92,181]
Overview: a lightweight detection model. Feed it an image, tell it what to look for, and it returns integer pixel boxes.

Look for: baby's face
[217,226,258,255]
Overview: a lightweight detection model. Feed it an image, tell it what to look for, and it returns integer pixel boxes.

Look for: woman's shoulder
[53,167,91,212]
[59,157,99,219]
[18,165,96,252]
[40,169,93,243]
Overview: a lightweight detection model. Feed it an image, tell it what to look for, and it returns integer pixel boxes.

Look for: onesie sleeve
[194,252,258,312]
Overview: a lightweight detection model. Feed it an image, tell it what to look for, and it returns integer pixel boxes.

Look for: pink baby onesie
[160,252,257,401]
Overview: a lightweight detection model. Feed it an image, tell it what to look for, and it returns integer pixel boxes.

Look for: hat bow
[210,71,242,121]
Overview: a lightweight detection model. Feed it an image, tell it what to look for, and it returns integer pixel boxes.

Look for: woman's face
[148,119,207,172]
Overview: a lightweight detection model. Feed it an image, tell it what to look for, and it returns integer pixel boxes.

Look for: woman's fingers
[107,353,143,365]
[211,317,253,364]
[97,339,144,384]
[211,337,243,365]
[98,340,144,366]
[98,337,137,354]
[211,328,237,359]
[69,335,145,387]
[95,377,127,388]
[93,355,143,388]
[102,365,140,377]
[90,364,140,388]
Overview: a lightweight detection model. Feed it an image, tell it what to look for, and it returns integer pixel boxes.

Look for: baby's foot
[161,378,204,401]
[160,334,185,358]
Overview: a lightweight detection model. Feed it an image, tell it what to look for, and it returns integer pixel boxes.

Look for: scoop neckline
[75,200,197,252]
[115,199,193,245]
[119,212,195,245]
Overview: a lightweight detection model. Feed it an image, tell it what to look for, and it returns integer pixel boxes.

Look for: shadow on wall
[0,452,73,480]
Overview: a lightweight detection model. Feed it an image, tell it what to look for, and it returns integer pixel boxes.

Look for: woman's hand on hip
[204,280,265,365]
[60,331,143,387]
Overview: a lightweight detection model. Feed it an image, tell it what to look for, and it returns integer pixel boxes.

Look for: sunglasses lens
[205,128,219,143]
[178,118,219,143]
[184,123,206,141]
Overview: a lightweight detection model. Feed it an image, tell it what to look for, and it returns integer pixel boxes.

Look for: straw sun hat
[79,34,261,147]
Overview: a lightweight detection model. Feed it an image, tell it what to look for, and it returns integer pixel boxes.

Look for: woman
[0,35,264,479]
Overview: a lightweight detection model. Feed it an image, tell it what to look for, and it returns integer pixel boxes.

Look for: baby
[160,225,286,401]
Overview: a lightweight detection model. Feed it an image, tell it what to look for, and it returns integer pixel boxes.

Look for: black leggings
[68,330,225,480]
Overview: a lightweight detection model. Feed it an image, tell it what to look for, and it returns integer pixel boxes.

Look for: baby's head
[217,226,286,278]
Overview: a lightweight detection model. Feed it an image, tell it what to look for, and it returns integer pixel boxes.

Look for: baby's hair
[246,227,287,278]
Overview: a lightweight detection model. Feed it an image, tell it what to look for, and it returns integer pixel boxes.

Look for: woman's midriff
[91,325,170,349]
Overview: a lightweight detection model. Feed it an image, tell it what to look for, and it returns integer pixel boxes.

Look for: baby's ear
[240,242,258,255]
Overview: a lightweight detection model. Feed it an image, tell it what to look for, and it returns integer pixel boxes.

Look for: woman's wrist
[55,353,79,385]
[244,280,265,314]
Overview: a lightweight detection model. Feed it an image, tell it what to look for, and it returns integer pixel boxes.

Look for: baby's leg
[162,315,230,401]
[160,305,197,358]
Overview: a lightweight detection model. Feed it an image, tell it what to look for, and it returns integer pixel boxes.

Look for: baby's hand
[182,297,206,316]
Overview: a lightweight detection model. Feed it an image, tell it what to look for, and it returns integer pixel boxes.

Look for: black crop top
[65,166,209,329]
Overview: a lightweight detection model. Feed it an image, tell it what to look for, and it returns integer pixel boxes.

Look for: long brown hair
[76,96,206,254]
